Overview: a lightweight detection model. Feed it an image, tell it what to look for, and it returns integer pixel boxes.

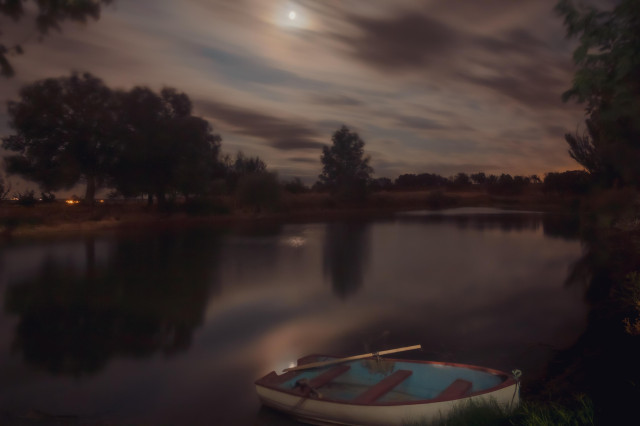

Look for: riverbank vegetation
[405,396,595,426]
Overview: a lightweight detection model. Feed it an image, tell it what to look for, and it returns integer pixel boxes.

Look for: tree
[319,125,373,200]
[471,172,487,185]
[556,0,640,187]
[221,151,267,193]
[1,0,113,77]
[236,172,281,213]
[2,72,117,201]
[451,172,471,188]
[111,87,221,205]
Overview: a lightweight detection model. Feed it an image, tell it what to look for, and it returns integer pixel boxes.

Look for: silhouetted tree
[370,177,393,192]
[0,0,113,77]
[556,0,640,187]
[470,172,487,185]
[487,174,529,195]
[543,170,592,195]
[282,177,308,194]
[451,172,471,188]
[236,171,281,213]
[111,87,221,205]
[0,173,9,200]
[395,173,447,190]
[2,72,117,201]
[222,151,267,193]
[319,125,373,200]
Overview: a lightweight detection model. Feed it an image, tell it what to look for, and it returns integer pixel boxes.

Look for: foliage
[2,72,117,201]
[222,151,267,193]
[487,173,530,195]
[235,172,281,213]
[0,174,10,200]
[111,86,221,206]
[369,177,393,192]
[0,0,113,77]
[282,177,308,194]
[319,125,373,200]
[471,172,487,185]
[14,190,36,207]
[182,197,230,216]
[40,191,55,203]
[621,272,640,335]
[395,173,448,189]
[450,172,472,189]
[556,0,640,187]
[543,171,592,195]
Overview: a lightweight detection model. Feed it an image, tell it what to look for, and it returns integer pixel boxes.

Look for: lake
[0,208,587,425]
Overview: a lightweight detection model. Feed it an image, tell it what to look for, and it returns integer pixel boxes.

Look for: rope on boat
[291,378,321,412]
[511,369,523,407]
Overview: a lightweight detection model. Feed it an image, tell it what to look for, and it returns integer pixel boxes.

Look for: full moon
[288,11,296,20]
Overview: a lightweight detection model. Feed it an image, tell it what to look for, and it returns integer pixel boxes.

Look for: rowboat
[255,346,520,426]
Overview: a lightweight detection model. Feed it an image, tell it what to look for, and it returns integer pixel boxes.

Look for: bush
[15,190,37,207]
[40,191,56,203]
[236,172,282,213]
[183,197,230,216]
[282,177,308,194]
[543,171,592,195]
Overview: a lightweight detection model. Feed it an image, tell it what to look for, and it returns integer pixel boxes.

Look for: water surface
[0,208,586,424]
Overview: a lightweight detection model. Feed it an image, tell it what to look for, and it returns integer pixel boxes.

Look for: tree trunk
[156,191,167,210]
[85,175,96,202]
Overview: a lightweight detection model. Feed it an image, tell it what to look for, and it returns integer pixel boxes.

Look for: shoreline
[0,189,579,239]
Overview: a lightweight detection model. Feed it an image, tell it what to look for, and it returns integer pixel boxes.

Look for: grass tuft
[404,395,594,426]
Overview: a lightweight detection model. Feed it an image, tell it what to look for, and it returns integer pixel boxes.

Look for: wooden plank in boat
[353,370,413,404]
[308,365,351,389]
[437,379,472,400]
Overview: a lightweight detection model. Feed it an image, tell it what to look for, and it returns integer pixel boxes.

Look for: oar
[283,344,422,372]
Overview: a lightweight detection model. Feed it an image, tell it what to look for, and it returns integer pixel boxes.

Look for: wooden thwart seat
[437,379,473,400]
[353,370,413,404]
[308,365,351,389]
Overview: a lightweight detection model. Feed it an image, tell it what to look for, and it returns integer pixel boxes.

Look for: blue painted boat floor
[280,358,506,402]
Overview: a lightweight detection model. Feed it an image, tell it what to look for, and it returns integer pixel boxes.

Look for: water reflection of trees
[541,230,640,424]
[323,222,370,298]
[4,229,221,376]
[397,212,581,239]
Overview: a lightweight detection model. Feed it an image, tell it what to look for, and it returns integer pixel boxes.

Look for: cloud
[343,12,461,72]
[195,99,324,151]
[310,94,363,107]
[340,5,575,110]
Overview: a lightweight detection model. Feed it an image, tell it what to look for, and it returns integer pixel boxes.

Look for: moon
[288,11,296,20]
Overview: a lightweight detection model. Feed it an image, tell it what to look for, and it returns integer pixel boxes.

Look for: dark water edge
[0,208,637,425]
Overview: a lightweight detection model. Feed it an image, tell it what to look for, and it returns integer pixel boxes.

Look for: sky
[0,0,590,185]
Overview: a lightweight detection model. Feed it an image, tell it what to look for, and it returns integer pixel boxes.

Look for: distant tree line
[362,171,590,196]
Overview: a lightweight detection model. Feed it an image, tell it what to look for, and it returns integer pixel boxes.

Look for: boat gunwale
[255,356,518,407]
